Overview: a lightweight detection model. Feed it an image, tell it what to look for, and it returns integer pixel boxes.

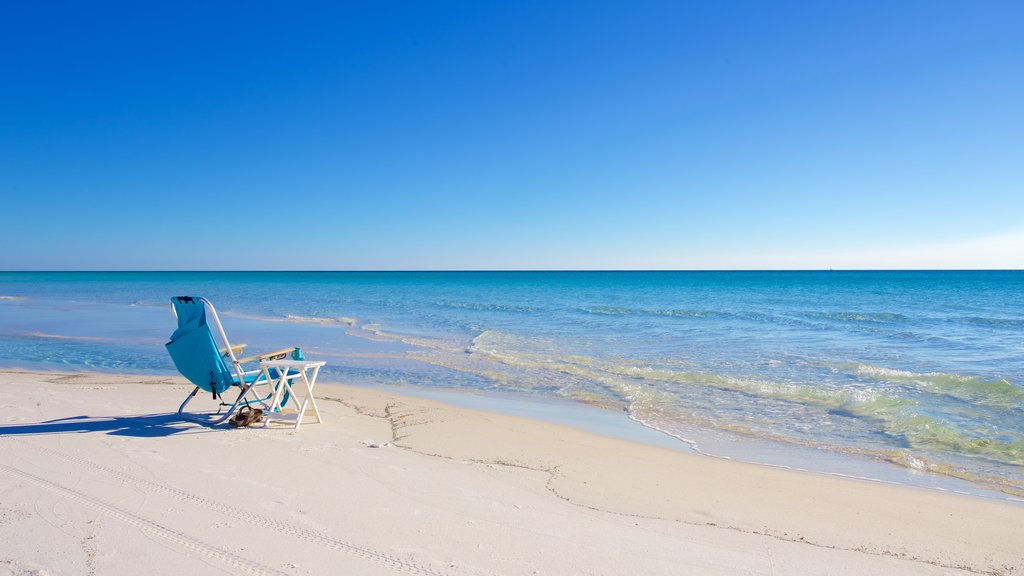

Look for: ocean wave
[0,295,26,301]
[606,367,1024,468]
[639,368,1024,469]
[284,314,357,326]
[656,309,733,319]
[803,311,910,323]
[580,306,736,320]
[128,299,168,308]
[581,306,634,316]
[24,331,111,342]
[846,363,1024,408]
[223,311,357,327]
[313,350,408,359]
[469,329,553,357]
[634,406,1024,496]
[957,316,1024,329]
[360,324,469,354]
[437,301,540,314]
[600,362,916,418]
[470,331,897,419]
[877,451,1024,496]
[578,306,819,329]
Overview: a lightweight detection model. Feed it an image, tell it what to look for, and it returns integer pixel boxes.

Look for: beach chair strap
[210,371,220,401]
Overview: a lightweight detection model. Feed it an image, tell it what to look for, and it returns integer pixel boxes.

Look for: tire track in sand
[0,440,448,576]
[0,462,289,576]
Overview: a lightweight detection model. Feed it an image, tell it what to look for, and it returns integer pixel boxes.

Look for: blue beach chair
[166,296,300,425]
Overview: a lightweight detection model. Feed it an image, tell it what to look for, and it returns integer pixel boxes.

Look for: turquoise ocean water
[1,271,1022,498]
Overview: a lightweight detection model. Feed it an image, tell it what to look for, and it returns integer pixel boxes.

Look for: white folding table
[258,359,326,429]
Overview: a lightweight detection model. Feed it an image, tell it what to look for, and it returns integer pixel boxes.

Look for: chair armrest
[219,343,247,357]
[236,347,297,364]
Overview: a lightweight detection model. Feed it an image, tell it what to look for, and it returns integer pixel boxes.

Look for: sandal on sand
[228,406,263,428]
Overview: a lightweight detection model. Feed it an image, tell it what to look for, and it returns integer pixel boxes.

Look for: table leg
[264,368,286,427]
[304,366,322,424]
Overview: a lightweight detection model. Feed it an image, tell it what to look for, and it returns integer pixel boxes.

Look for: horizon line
[3,269,1023,274]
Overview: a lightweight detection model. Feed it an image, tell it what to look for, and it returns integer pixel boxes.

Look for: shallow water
[1,271,1022,498]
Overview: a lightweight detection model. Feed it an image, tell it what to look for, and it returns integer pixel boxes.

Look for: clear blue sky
[2,1,1021,270]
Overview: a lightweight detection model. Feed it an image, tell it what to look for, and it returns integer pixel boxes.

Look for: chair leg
[178,377,269,426]
[177,387,201,417]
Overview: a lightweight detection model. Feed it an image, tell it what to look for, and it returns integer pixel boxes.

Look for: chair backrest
[165,296,235,394]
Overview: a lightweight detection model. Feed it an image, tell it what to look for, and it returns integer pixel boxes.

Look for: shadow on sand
[0,413,214,438]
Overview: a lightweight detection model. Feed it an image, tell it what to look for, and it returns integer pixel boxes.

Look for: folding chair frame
[172,297,292,426]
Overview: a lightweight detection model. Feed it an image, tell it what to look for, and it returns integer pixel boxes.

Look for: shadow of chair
[0,413,212,438]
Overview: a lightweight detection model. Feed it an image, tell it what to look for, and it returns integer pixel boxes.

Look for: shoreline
[4,288,1023,503]
[1,368,1022,575]
[363,380,1024,503]
[8,356,1017,503]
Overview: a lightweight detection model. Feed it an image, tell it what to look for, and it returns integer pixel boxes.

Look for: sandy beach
[5,0,1022,573]
[1,369,1021,576]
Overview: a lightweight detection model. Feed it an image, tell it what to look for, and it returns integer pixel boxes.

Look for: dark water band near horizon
[1,270,1022,501]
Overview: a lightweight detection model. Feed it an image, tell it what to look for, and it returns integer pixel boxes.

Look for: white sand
[1,370,1021,576]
